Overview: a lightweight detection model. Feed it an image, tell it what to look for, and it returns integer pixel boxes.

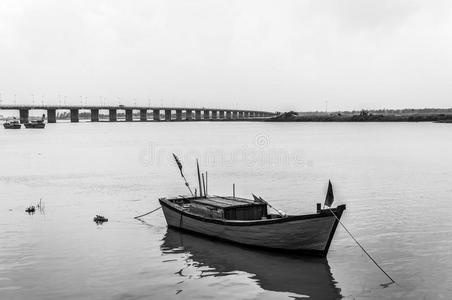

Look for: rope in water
[329,208,395,284]
[134,206,161,219]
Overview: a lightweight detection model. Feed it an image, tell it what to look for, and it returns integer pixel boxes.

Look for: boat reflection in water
[161,228,342,299]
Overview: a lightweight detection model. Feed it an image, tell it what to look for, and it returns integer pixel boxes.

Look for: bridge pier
[195,110,202,120]
[185,109,192,120]
[238,111,244,119]
[126,109,133,122]
[203,110,210,120]
[165,109,172,121]
[19,109,29,124]
[91,109,99,122]
[219,110,225,119]
[139,109,147,121]
[47,109,56,123]
[70,109,79,122]
[176,109,182,121]
[153,109,160,121]
[232,111,238,119]
[109,109,117,122]
[211,110,217,120]
[226,111,232,119]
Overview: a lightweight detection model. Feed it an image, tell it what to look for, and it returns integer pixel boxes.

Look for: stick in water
[134,206,162,219]
[328,208,395,284]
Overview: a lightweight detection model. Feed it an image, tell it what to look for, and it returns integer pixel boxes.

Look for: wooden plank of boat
[159,197,346,257]
[192,196,258,208]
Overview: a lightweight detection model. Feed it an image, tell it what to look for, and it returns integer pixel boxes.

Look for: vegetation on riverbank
[268,110,452,122]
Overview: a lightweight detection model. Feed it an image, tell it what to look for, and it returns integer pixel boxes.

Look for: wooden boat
[3,120,21,129]
[24,120,45,129]
[24,114,46,129]
[159,195,346,257]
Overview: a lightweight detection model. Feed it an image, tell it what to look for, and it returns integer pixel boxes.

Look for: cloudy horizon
[1,0,451,112]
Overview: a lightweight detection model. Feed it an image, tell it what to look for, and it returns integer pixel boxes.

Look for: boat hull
[159,199,345,257]
[24,123,45,129]
[3,124,21,129]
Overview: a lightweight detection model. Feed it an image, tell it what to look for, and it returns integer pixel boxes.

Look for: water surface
[1,121,451,299]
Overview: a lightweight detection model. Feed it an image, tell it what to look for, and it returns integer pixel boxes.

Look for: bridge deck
[0,105,275,123]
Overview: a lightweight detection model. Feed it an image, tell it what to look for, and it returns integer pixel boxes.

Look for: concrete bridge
[0,105,275,123]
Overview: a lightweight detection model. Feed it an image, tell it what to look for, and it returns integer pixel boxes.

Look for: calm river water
[1,121,451,299]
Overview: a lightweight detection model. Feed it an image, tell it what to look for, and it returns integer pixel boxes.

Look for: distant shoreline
[267,111,452,123]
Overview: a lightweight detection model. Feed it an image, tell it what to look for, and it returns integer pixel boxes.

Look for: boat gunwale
[159,198,346,227]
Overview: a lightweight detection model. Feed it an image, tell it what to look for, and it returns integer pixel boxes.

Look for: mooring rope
[134,206,161,219]
[329,208,396,284]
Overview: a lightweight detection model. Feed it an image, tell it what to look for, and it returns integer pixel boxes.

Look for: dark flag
[172,153,184,177]
[324,180,334,207]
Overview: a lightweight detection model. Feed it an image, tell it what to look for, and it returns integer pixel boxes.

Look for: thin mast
[205,171,208,196]
[197,160,203,197]
[202,173,206,197]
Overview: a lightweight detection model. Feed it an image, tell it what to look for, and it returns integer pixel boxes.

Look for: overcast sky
[1,0,451,111]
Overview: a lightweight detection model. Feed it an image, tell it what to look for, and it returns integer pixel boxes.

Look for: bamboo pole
[172,153,194,196]
[202,173,206,198]
[181,174,194,196]
[205,171,208,196]
[196,160,202,198]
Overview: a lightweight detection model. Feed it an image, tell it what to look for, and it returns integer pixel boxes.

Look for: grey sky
[1,0,451,111]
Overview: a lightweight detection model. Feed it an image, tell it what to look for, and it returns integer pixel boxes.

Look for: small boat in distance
[3,119,21,129]
[24,114,46,129]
